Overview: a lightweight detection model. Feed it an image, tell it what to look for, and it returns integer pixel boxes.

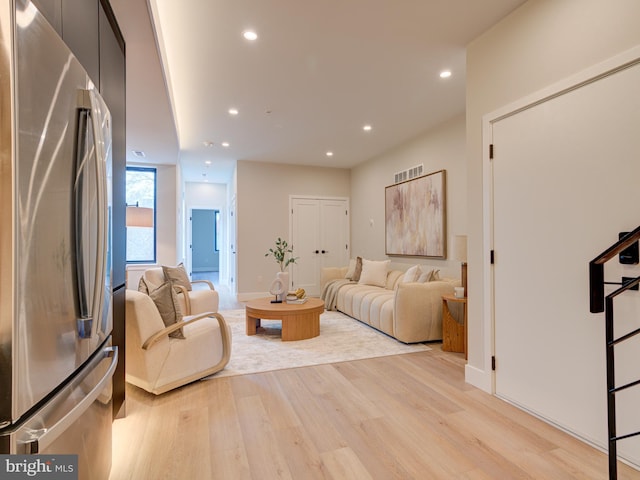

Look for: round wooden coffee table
[245,297,325,341]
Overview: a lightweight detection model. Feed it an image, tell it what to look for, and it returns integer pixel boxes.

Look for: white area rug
[208,309,430,378]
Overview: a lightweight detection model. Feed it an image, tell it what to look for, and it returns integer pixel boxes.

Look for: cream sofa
[321,262,458,343]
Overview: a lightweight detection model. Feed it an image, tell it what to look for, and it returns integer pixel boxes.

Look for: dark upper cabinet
[31,0,62,35]
[61,0,100,86]
[31,0,100,87]
[99,2,126,289]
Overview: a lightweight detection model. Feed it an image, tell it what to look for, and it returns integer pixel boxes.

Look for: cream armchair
[125,289,231,395]
[142,266,219,315]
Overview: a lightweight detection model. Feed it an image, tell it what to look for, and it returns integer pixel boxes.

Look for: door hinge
[489,144,494,159]
[490,250,495,264]
[491,356,496,371]
[345,210,348,215]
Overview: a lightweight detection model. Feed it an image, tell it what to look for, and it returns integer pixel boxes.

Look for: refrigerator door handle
[74,90,93,339]
[21,346,118,454]
[88,89,110,340]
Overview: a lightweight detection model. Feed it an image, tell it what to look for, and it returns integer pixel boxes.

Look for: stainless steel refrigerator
[0,1,118,479]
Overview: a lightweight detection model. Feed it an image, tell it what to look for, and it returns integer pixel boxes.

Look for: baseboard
[465,363,492,393]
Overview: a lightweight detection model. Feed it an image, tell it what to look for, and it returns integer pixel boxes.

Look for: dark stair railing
[589,225,640,480]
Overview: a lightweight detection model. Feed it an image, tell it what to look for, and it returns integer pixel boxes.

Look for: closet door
[320,199,350,271]
[291,198,321,293]
[291,197,349,296]
[492,58,640,463]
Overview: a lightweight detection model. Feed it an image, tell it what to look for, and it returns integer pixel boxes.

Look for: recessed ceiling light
[440,70,452,78]
[326,151,333,157]
[132,150,146,158]
[363,125,372,132]
[205,160,212,165]
[221,142,230,148]
[203,141,214,148]
[228,108,239,115]
[243,30,258,41]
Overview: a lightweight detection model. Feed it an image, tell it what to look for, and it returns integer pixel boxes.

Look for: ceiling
[110,0,527,184]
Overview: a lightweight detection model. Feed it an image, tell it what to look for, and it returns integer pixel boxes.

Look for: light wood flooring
[110,341,640,479]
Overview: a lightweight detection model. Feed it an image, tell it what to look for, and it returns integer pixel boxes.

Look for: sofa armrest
[393,280,457,343]
[320,267,348,290]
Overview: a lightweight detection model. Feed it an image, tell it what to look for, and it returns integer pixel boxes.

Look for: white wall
[236,160,350,298]
[465,0,640,388]
[351,113,466,276]
[156,164,178,265]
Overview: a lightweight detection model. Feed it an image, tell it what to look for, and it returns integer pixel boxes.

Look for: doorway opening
[191,208,220,285]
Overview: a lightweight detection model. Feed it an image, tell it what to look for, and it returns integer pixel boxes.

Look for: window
[126,167,156,263]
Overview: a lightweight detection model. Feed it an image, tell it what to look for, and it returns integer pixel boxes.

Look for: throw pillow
[138,276,150,295]
[345,258,357,279]
[358,259,390,287]
[149,281,185,339]
[162,263,192,292]
[402,264,422,283]
[417,269,433,282]
[352,256,362,282]
[418,269,441,282]
[345,256,363,281]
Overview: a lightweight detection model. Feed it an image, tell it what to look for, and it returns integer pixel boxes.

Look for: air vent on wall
[394,163,424,184]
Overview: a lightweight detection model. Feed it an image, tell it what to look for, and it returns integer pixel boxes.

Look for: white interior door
[320,199,350,269]
[291,198,321,293]
[291,197,350,296]
[492,58,640,463]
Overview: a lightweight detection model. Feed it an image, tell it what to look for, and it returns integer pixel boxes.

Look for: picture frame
[385,169,446,258]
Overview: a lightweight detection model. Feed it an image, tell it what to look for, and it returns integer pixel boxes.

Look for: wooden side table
[442,294,467,359]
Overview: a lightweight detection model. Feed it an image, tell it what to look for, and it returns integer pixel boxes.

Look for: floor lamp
[454,235,468,297]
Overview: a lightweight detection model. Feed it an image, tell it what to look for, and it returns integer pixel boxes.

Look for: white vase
[276,271,289,302]
[269,271,289,302]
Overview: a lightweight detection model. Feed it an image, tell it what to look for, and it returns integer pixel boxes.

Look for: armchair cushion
[149,281,185,339]
[162,263,192,291]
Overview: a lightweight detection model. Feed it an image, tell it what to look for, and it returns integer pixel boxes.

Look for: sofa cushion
[358,259,390,287]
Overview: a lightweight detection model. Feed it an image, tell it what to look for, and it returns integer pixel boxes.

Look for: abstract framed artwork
[385,169,446,258]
